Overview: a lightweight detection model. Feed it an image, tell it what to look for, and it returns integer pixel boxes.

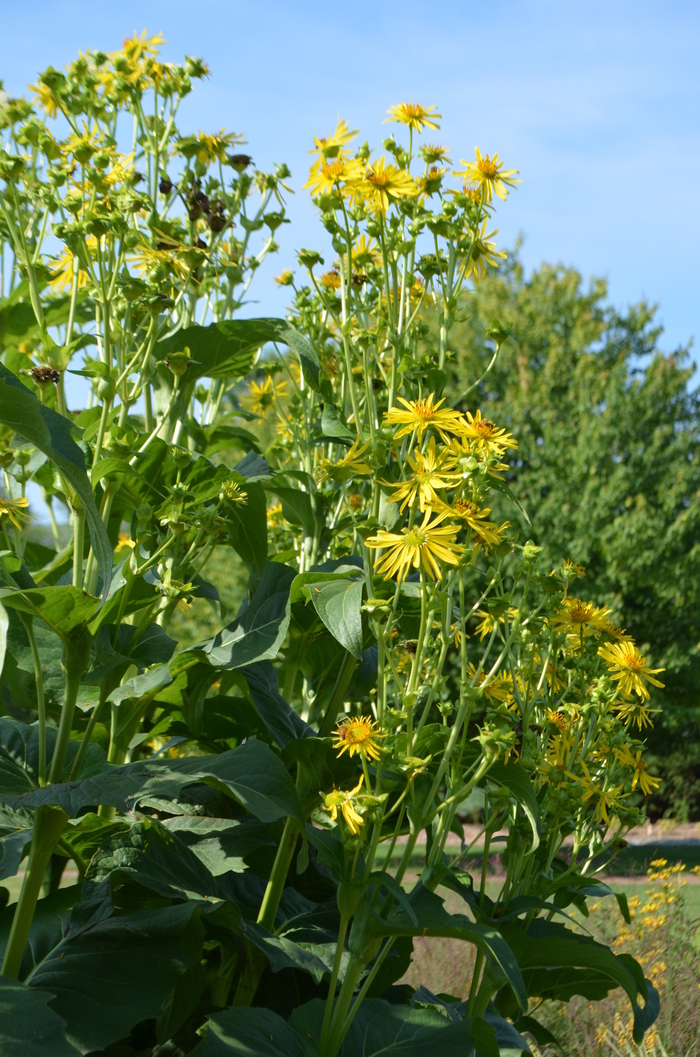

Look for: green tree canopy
[445,253,700,818]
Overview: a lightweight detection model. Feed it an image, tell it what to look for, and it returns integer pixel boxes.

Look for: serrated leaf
[201,562,295,669]
[0,976,79,1055]
[190,1007,307,1057]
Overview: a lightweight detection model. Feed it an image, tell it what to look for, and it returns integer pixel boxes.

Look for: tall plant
[0,42,662,1057]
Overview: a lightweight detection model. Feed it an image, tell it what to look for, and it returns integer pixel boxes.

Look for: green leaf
[486,763,540,852]
[289,564,362,605]
[489,477,531,526]
[27,903,203,1054]
[0,600,8,674]
[306,578,364,659]
[0,719,106,796]
[321,402,354,443]
[225,481,268,578]
[190,1007,307,1057]
[201,562,295,669]
[0,887,79,983]
[367,884,527,1011]
[241,662,313,746]
[0,976,78,1055]
[290,997,491,1057]
[0,804,33,882]
[0,587,99,641]
[0,366,112,596]
[6,738,303,824]
[268,485,315,536]
[279,325,321,392]
[155,318,279,381]
[162,816,275,876]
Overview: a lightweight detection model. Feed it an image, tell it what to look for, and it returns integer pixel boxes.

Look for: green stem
[257,817,298,931]
[71,506,85,589]
[318,915,349,1055]
[22,618,45,785]
[318,653,358,738]
[48,645,88,786]
[1,806,67,978]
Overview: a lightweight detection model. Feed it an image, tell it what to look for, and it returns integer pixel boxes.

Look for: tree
[446,253,700,818]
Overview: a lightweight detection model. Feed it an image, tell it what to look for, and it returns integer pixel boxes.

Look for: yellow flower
[321,270,341,291]
[615,745,662,796]
[597,641,665,701]
[318,438,373,483]
[322,775,365,835]
[49,247,90,295]
[221,481,247,505]
[352,235,382,272]
[434,497,505,546]
[467,662,513,703]
[304,156,364,198]
[275,270,294,286]
[386,102,442,133]
[0,495,30,530]
[30,80,60,119]
[612,701,661,730]
[310,119,358,161]
[575,768,623,825]
[240,376,287,417]
[351,157,418,216]
[463,222,508,280]
[457,410,518,453]
[365,509,463,583]
[115,533,135,553]
[561,558,586,579]
[333,717,384,762]
[454,148,521,203]
[418,166,446,197]
[551,597,611,640]
[384,437,460,513]
[120,30,165,64]
[384,393,464,444]
[266,502,284,527]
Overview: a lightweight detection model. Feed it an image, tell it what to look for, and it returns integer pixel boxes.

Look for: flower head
[239,376,286,417]
[366,509,463,583]
[434,497,505,546]
[384,393,464,444]
[386,102,441,133]
[310,119,358,160]
[318,438,373,483]
[384,437,460,513]
[322,775,365,835]
[419,143,452,166]
[598,641,665,701]
[0,495,30,530]
[615,745,661,796]
[457,410,517,453]
[333,717,384,762]
[351,157,418,215]
[454,148,521,203]
[552,597,611,641]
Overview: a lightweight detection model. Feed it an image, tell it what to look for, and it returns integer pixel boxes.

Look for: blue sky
[1,0,698,357]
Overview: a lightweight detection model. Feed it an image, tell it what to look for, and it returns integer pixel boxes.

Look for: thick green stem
[257,817,298,931]
[71,506,85,589]
[22,618,45,785]
[1,806,67,978]
[48,642,89,786]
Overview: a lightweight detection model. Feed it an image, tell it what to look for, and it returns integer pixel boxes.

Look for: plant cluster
[0,37,666,1057]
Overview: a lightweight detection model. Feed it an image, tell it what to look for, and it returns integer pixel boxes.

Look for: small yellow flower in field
[457,409,518,453]
[120,30,166,65]
[454,147,521,203]
[353,157,418,216]
[351,235,382,272]
[570,762,623,825]
[561,558,586,579]
[266,502,284,527]
[598,641,664,701]
[384,437,460,513]
[333,717,384,762]
[384,393,464,444]
[115,533,135,553]
[240,376,286,417]
[545,708,571,734]
[0,495,30,530]
[322,775,365,835]
[318,438,373,483]
[615,745,661,795]
[467,662,513,703]
[386,102,442,133]
[310,119,358,161]
[321,270,341,291]
[366,509,463,583]
[275,270,294,286]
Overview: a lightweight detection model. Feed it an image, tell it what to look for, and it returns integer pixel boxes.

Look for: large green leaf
[162,816,275,876]
[0,719,106,794]
[241,661,313,747]
[0,587,99,641]
[268,485,315,536]
[306,578,364,659]
[364,883,527,1011]
[501,918,658,1043]
[0,366,112,596]
[190,1007,307,1057]
[0,804,34,882]
[201,562,295,669]
[5,738,303,824]
[486,763,540,852]
[290,998,493,1057]
[0,976,78,1055]
[27,903,202,1054]
[226,480,268,578]
[0,888,79,983]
